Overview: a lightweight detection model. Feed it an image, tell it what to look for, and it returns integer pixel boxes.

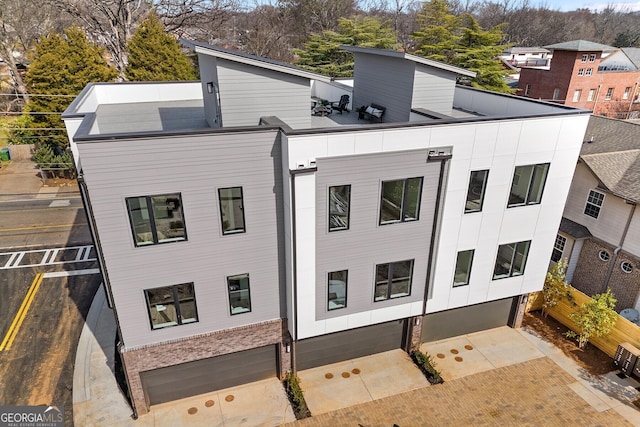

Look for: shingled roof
[621,47,640,68]
[580,116,640,203]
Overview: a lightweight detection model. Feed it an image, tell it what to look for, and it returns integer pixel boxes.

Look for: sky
[541,0,640,12]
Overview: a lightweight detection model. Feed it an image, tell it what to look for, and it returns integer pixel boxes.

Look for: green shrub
[283,371,311,420]
[411,349,443,384]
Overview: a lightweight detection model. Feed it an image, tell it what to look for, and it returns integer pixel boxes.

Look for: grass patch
[283,371,311,420]
[411,349,444,384]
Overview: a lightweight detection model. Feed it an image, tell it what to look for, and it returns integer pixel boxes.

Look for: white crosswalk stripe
[0,245,97,270]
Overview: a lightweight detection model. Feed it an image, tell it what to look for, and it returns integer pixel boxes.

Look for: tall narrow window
[552,88,560,99]
[379,178,423,225]
[465,170,489,213]
[493,241,531,279]
[584,189,605,219]
[508,164,550,207]
[218,187,246,235]
[329,185,351,231]
[605,88,614,100]
[374,260,413,301]
[572,89,581,102]
[145,283,198,330]
[587,89,596,101]
[228,273,251,315]
[623,87,632,100]
[453,250,474,287]
[126,193,187,247]
[551,235,566,262]
[328,270,347,310]
[524,84,531,96]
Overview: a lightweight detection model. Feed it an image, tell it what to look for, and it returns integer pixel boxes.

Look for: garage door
[296,320,406,371]
[421,297,517,342]
[141,345,278,406]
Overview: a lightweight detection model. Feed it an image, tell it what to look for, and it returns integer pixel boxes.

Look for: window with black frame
[453,250,474,287]
[374,260,413,301]
[328,185,350,231]
[379,178,423,225]
[227,273,252,315]
[126,193,186,247]
[508,164,549,207]
[493,241,531,279]
[145,283,198,330]
[551,235,566,263]
[218,187,246,235]
[465,170,489,213]
[328,270,347,310]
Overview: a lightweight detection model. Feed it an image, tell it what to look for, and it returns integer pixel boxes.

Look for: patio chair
[331,95,350,114]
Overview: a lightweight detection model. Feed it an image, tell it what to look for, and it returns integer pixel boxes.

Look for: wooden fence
[527,288,640,358]
[8,144,34,160]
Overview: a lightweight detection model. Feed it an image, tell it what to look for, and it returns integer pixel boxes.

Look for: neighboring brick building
[518,40,640,119]
[555,116,640,312]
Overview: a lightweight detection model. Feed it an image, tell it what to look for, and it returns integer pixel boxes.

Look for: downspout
[423,153,452,315]
[601,202,636,293]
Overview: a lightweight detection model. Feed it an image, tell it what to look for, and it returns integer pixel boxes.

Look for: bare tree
[235,3,295,61]
[155,0,239,42]
[0,0,59,106]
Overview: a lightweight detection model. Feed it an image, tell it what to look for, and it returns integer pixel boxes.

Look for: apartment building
[518,40,640,118]
[63,42,591,415]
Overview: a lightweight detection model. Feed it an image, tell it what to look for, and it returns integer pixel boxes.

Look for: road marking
[48,199,70,207]
[0,273,44,351]
[43,269,100,278]
[0,245,96,270]
[0,224,79,232]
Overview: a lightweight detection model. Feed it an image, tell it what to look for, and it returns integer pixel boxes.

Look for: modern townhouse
[62,42,591,415]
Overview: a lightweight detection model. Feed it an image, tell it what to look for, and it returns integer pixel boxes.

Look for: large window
[145,283,198,330]
[328,270,347,310]
[508,163,550,207]
[218,187,246,235]
[572,89,581,102]
[379,178,423,225]
[465,170,489,213]
[227,273,251,315]
[551,235,566,263]
[605,88,614,100]
[588,89,596,101]
[453,250,474,287]
[126,193,187,247]
[329,185,351,231]
[374,260,413,301]
[623,87,632,100]
[493,241,531,279]
[584,189,605,219]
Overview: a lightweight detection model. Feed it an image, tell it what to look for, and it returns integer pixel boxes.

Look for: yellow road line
[0,273,44,351]
[0,224,82,232]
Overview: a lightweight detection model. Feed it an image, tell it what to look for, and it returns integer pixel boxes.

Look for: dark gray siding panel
[218,59,311,128]
[352,53,414,123]
[412,65,457,114]
[421,298,517,342]
[141,345,277,405]
[315,150,440,319]
[77,130,285,348]
[296,320,405,370]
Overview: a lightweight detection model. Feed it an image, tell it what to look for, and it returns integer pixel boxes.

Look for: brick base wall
[120,319,289,415]
[571,238,640,311]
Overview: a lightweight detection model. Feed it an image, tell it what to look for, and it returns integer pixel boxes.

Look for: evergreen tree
[411,0,513,93]
[295,16,397,77]
[125,13,197,82]
[16,27,117,149]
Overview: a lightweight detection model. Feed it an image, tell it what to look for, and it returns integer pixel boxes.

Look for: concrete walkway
[74,288,640,426]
